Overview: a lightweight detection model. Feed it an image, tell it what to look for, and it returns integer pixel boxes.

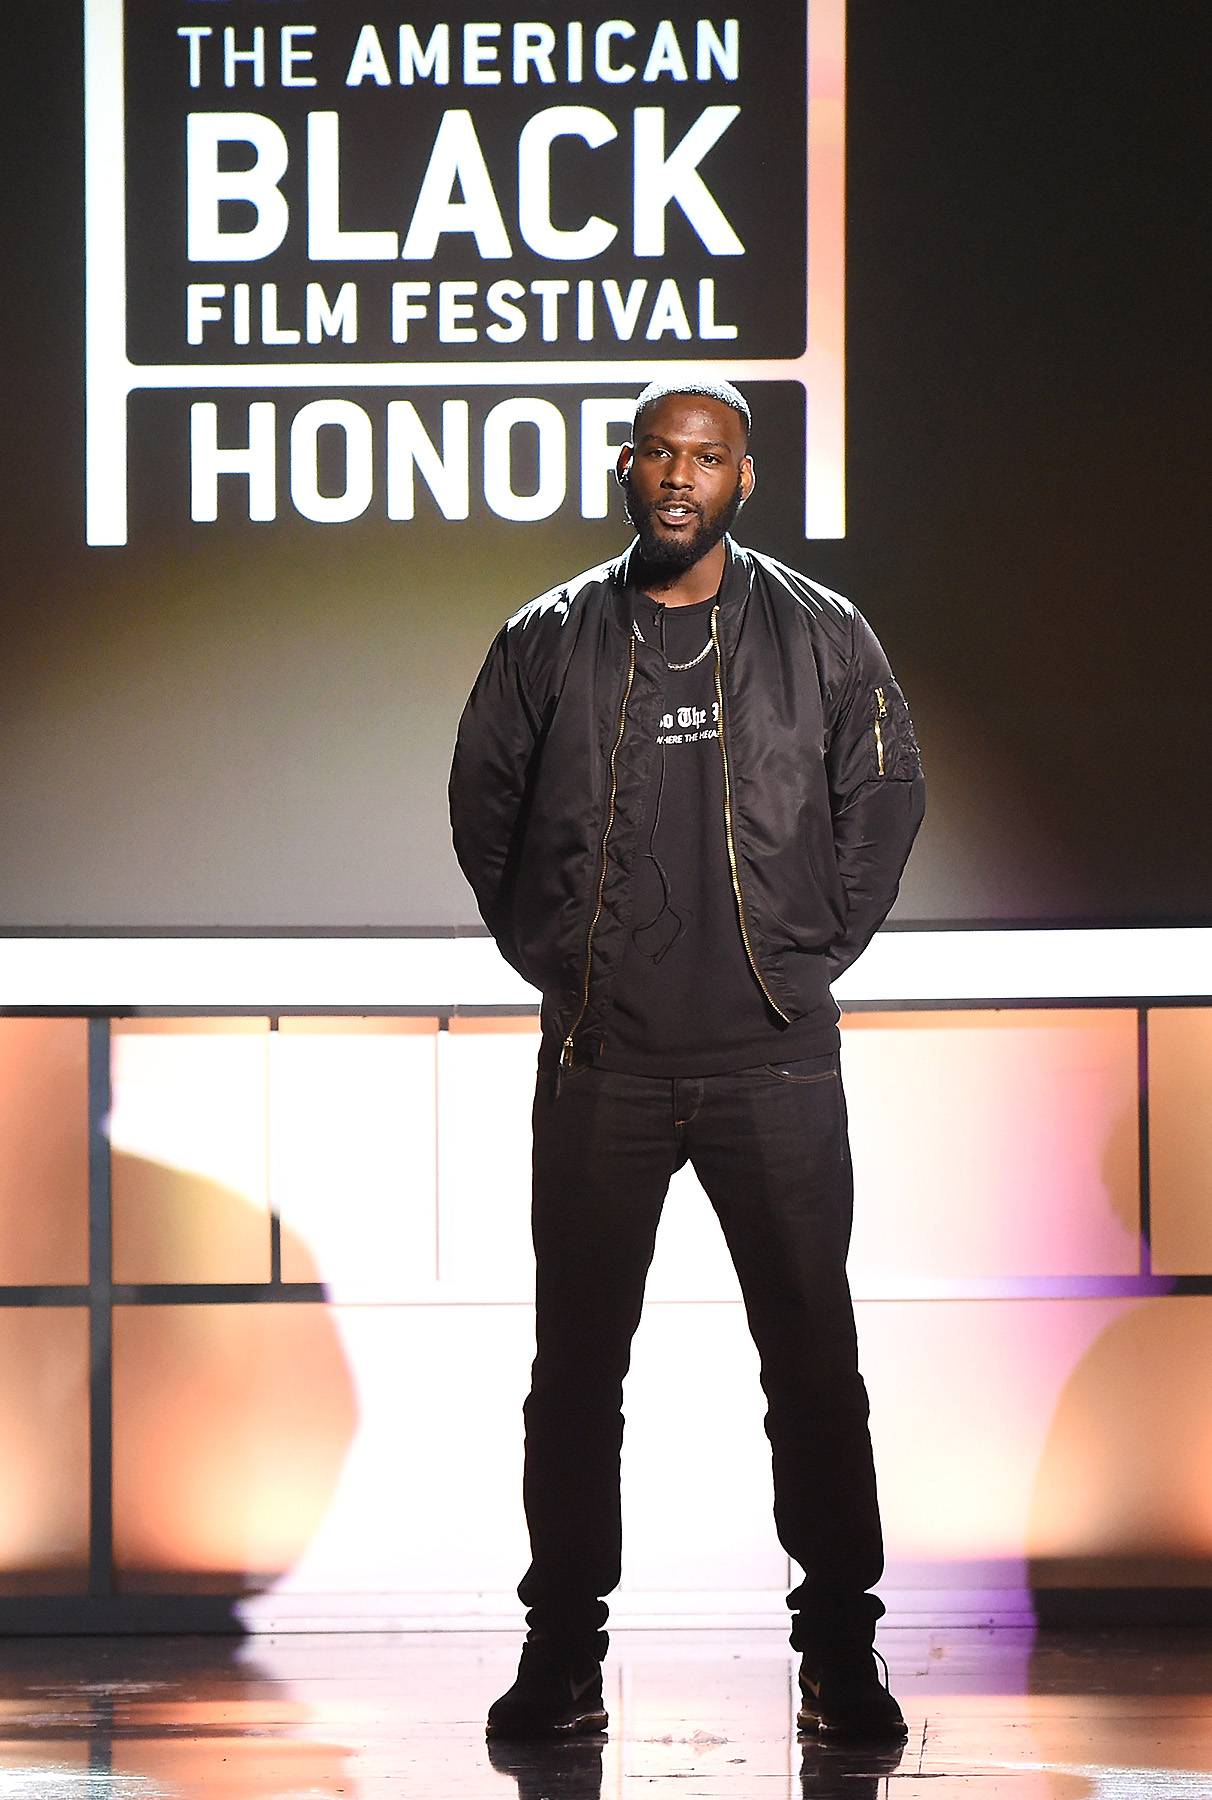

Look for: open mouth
[655,504,700,527]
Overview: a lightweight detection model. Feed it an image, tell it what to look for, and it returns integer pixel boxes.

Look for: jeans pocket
[762,1059,839,1085]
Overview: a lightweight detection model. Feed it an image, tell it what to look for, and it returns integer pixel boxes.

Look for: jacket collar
[607,535,753,636]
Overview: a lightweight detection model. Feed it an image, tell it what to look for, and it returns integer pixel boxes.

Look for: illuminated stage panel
[243,1304,786,1608]
[622,1303,787,1595]
[0,1309,89,1584]
[273,1017,440,1296]
[438,1019,782,1306]
[1147,1008,1212,1276]
[645,1169,751,1303]
[843,1010,1141,1284]
[110,1018,271,1285]
[112,1304,357,1580]
[244,1306,534,1599]
[0,1019,88,1286]
[436,1018,541,1298]
[861,1296,1212,1582]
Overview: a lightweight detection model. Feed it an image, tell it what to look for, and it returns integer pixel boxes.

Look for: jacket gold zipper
[710,606,791,1024]
[874,685,887,776]
[561,634,638,1070]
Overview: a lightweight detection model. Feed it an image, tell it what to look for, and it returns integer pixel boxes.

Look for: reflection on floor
[0,1626,1210,1797]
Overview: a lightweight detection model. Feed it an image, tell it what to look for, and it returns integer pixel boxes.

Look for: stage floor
[0,1625,1209,1797]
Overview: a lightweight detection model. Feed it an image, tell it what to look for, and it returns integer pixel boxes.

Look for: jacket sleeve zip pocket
[873,685,887,776]
[870,680,922,781]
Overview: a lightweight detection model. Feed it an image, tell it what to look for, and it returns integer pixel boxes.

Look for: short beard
[622,471,745,576]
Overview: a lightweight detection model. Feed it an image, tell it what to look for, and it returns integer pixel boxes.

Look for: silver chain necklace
[631,616,714,671]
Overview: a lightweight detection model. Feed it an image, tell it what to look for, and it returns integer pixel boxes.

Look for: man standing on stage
[449,379,925,1742]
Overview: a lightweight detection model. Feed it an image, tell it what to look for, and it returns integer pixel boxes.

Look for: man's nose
[661,459,694,488]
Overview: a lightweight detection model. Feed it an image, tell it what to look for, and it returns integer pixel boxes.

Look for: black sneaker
[797,1646,907,1741]
[486,1641,608,1739]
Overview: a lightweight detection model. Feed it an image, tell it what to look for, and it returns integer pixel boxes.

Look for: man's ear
[615,444,634,486]
[739,453,756,505]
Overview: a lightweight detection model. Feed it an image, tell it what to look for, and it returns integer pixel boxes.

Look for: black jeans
[517,1049,885,1657]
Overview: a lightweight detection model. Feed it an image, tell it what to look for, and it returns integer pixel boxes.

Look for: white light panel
[0,929,1209,1008]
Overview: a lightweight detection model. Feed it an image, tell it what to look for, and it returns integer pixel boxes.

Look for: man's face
[617,395,755,573]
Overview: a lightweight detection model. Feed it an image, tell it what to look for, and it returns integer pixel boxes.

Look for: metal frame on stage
[1,928,1210,1632]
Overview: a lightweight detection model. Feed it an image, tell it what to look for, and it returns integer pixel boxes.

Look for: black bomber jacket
[449,536,925,1067]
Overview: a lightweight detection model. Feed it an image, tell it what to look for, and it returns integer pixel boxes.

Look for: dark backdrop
[1,3,1207,928]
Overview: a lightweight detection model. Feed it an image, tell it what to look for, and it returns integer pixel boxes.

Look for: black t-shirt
[597,595,840,1076]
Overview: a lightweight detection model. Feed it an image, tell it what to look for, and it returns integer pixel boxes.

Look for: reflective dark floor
[0,1626,1210,1798]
